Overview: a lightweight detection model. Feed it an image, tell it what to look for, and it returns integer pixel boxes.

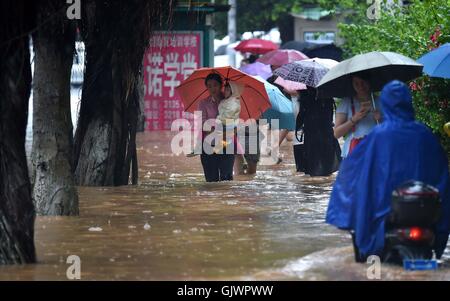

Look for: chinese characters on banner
[143,32,202,131]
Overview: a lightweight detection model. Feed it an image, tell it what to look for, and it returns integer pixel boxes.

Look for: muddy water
[2,131,449,280]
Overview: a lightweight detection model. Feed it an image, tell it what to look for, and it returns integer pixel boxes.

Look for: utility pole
[227,0,236,67]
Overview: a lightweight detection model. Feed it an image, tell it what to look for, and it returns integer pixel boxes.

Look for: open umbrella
[317,51,423,98]
[274,58,338,91]
[417,43,450,79]
[274,77,306,92]
[253,76,295,130]
[257,49,308,66]
[252,76,293,114]
[281,41,343,61]
[175,66,271,120]
[273,60,329,88]
[234,39,278,55]
[304,57,338,69]
[239,62,272,80]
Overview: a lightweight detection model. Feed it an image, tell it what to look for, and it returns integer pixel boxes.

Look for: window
[304,32,335,43]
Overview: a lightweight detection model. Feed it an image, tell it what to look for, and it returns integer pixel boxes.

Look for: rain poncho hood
[326,80,450,258]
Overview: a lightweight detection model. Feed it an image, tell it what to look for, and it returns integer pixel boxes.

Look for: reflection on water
[2,131,449,280]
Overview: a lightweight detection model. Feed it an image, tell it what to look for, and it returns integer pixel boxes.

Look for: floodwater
[3,131,450,280]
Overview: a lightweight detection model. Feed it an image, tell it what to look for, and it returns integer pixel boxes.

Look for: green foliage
[338,0,450,155]
[212,0,338,39]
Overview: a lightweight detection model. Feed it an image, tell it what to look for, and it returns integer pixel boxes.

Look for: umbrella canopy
[261,108,296,131]
[281,41,343,61]
[274,77,306,92]
[417,43,450,79]
[257,49,308,66]
[234,39,278,55]
[273,60,329,88]
[317,51,423,98]
[304,57,339,69]
[239,62,272,80]
[252,76,293,114]
[273,58,337,91]
[253,76,295,130]
[214,44,228,56]
[175,66,271,120]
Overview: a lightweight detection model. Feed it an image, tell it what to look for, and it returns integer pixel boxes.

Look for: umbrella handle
[371,93,379,125]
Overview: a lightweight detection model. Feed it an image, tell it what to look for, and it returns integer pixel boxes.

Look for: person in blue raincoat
[326,80,450,261]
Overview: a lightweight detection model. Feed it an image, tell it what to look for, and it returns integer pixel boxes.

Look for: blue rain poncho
[326,80,450,259]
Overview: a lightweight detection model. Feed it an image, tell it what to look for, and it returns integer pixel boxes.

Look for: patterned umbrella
[273,60,329,88]
[273,58,337,91]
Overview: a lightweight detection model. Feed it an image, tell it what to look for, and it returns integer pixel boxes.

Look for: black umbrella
[281,41,343,61]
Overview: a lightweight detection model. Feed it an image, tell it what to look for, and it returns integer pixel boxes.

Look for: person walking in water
[197,73,235,182]
[295,87,341,176]
[327,80,450,262]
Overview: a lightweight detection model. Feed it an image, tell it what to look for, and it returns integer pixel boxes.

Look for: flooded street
[2,131,449,280]
[1,0,448,286]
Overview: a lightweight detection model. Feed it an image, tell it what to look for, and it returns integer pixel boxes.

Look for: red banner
[143,32,202,131]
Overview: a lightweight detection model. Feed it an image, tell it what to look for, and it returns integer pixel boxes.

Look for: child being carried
[214,82,243,153]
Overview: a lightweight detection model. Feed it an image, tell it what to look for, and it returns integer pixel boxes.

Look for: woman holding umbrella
[295,86,341,176]
[274,59,341,176]
[334,72,383,158]
[317,51,424,157]
[258,49,309,162]
[197,73,235,182]
[175,67,271,182]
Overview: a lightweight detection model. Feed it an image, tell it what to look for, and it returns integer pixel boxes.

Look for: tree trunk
[122,69,141,185]
[31,0,79,216]
[73,16,116,185]
[136,70,146,133]
[74,0,175,186]
[0,0,37,264]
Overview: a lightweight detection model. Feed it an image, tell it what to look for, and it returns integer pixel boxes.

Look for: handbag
[348,98,364,155]
[294,131,307,172]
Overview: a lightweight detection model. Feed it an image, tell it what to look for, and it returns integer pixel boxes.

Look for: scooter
[352,180,441,266]
[383,180,441,265]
